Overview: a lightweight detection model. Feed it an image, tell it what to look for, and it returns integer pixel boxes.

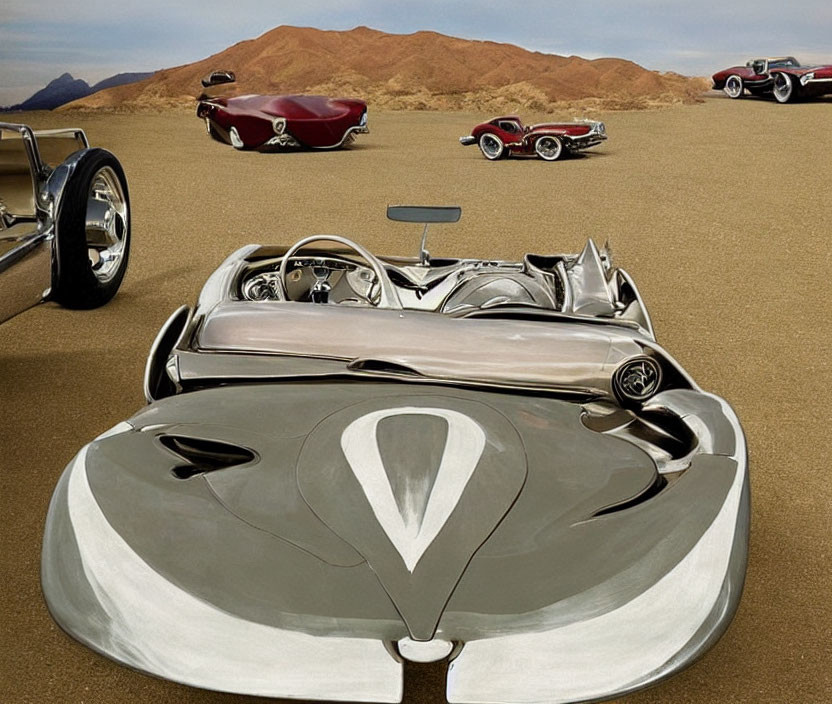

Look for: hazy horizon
[3,1,831,104]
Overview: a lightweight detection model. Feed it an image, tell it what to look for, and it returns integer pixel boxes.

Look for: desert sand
[1,96,831,703]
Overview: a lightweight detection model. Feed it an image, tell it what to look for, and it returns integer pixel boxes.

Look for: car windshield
[769,58,799,69]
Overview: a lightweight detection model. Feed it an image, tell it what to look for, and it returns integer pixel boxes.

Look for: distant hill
[4,71,154,111]
[61,26,708,113]
[90,72,156,93]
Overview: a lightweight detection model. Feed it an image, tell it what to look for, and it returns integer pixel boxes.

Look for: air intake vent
[160,435,255,479]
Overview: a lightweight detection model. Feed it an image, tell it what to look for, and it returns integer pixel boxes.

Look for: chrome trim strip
[313,124,370,150]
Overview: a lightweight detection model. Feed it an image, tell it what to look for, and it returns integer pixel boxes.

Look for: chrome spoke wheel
[535,136,563,161]
[724,75,743,99]
[85,166,128,284]
[479,133,504,160]
[773,73,794,103]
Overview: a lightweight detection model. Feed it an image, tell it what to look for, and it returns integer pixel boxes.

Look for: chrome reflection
[85,166,128,284]
[613,357,662,403]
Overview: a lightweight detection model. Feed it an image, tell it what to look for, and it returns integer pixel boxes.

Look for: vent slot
[348,358,423,376]
[160,435,255,479]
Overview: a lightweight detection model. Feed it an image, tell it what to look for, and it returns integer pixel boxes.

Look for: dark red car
[196,71,369,151]
[460,115,606,161]
[712,57,832,103]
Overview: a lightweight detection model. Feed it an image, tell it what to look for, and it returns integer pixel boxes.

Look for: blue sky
[2,0,831,103]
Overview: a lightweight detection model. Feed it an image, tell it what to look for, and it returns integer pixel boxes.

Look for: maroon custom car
[712,57,832,103]
[460,116,606,161]
[196,71,369,151]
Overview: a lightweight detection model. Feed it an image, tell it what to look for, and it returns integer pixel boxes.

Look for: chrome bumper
[567,134,607,150]
[459,135,476,146]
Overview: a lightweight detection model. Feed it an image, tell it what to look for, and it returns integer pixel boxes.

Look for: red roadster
[196,71,369,151]
[460,116,606,161]
[712,57,832,103]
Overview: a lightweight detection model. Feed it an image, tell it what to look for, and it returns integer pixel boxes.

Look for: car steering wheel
[277,235,402,309]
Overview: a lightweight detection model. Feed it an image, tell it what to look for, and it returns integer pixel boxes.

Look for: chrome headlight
[359,111,368,127]
[596,122,606,135]
[272,117,286,135]
[613,356,663,404]
[800,72,815,86]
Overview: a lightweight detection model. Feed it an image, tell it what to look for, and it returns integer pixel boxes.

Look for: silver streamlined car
[42,207,748,704]
[0,122,129,324]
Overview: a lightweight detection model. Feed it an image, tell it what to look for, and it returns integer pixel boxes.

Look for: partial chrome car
[0,122,129,324]
[43,207,747,704]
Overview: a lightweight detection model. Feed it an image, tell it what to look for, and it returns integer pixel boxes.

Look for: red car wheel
[478,133,504,160]
[724,75,744,99]
[772,73,795,103]
[535,136,564,161]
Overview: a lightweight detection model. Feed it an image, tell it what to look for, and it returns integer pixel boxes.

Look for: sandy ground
[1,96,831,703]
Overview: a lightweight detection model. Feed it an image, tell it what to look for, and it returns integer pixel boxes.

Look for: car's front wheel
[724,75,744,99]
[534,135,564,161]
[51,149,130,309]
[773,72,796,103]
[478,133,504,160]
[229,126,245,149]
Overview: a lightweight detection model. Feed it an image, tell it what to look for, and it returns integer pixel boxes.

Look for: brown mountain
[62,26,708,113]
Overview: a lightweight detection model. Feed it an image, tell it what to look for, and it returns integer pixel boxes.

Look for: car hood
[43,380,747,702]
[219,94,363,120]
[527,122,593,136]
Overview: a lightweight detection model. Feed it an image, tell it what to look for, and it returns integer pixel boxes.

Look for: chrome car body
[42,207,748,703]
[0,122,129,323]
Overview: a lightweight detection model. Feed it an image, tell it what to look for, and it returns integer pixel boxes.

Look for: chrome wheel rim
[773,73,792,102]
[725,76,742,98]
[480,134,503,159]
[85,166,128,284]
[229,126,244,149]
[535,136,562,161]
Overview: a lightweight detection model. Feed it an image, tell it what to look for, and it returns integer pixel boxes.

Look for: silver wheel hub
[480,135,502,158]
[773,74,792,101]
[229,126,244,149]
[725,76,742,98]
[536,137,561,160]
[85,166,128,284]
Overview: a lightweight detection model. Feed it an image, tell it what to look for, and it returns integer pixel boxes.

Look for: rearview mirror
[386,205,461,265]
[386,205,461,224]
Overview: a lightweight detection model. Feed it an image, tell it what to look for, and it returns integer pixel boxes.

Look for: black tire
[52,149,130,309]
